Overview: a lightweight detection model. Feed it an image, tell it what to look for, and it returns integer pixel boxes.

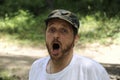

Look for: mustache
[51,39,61,45]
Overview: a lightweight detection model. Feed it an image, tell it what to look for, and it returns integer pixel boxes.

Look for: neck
[48,50,73,73]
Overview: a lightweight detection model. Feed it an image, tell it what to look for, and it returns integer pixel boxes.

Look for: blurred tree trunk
[46,0,54,9]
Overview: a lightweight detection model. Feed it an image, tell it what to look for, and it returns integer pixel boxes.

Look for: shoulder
[30,56,49,70]
[29,56,49,76]
[29,57,50,80]
[73,54,107,73]
[73,55,110,79]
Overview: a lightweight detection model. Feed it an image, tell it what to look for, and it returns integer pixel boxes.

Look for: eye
[60,28,68,33]
[48,27,56,33]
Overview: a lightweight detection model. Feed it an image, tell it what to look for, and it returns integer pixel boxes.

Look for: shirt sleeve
[29,60,39,80]
[29,57,49,80]
[83,59,110,80]
[29,58,45,80]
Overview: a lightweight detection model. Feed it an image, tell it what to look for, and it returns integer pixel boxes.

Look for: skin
[45,18,78,73]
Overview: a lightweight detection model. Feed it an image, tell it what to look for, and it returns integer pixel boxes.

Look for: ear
[72,34,79,47]
[74,34,79,43]
[73,35,79,47]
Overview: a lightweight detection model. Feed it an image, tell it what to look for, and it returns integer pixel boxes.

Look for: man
[29,9,110,80]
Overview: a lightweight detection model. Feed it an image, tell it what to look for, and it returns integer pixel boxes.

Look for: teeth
[53,43,60,50]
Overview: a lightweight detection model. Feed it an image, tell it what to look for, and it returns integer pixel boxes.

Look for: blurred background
[0,0,120,80]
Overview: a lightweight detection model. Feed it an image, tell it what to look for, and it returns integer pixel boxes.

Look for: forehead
[47,18,72,29]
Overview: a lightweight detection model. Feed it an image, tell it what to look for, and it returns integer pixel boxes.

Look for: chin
[50,53,63,60]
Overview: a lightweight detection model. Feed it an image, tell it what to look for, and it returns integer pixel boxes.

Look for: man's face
[46,19,77,60]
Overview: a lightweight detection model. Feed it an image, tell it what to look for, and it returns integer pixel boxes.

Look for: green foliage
[0,9,47,46]
[0,0,46,16]
[0,71,17,80]
[0,0,120,46]
[0,0,120,17]
[0,10,33,32]
[54,0,120,17]
[79,12,120,44]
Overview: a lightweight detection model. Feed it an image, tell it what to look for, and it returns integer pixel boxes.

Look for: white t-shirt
[29,55,110,80]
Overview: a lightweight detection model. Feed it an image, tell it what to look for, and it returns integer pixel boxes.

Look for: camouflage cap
[45,9,80,29]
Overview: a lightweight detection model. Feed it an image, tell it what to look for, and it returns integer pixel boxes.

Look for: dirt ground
[0,42,120,80]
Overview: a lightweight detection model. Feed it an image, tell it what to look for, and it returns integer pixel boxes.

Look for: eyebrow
[48,22,54,27]
[62,23,73,31]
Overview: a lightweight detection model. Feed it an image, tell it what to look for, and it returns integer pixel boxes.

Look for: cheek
[61,34,74,44]
[46,33,53,43]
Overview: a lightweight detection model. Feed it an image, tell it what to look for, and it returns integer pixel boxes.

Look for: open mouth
[52,43,60,50]
[51,43,61,56]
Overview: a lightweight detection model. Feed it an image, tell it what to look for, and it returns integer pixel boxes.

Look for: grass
[0,10,120,47]
[0,71,17,80]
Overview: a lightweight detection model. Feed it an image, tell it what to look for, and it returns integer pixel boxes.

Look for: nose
[54,31,60,39]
